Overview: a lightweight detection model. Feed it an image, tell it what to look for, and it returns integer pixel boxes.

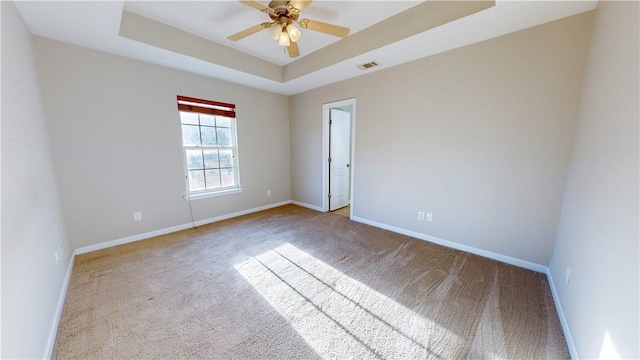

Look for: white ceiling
[124,1,423,66]
[14,1,598,95]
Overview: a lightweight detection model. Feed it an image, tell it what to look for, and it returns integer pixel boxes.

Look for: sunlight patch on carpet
[234,243,463,359]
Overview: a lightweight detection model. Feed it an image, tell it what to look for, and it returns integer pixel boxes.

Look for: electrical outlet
[418,211,425,220]
[267,190,272,196]
[133,212,142,222]
[426,213,433,222]
[565,265,572,283]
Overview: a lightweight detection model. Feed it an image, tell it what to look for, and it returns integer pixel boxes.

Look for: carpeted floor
[332,205,350,217]
[53,204,569,359]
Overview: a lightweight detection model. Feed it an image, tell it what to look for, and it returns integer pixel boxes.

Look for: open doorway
[322,98,356,217]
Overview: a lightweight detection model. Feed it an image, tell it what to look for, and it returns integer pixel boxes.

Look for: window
[177,95,241,198]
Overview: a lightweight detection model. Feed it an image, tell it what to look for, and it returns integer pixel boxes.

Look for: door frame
[322,98,356,216]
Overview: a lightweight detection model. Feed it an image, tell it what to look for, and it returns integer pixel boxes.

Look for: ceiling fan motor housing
[268,1,300,23]
[229,0,350,58]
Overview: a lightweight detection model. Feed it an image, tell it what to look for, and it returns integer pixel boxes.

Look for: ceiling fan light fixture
[230,0,352,58]
[286,24,301,42]
[268,23,282,40]
[278,31,291,46]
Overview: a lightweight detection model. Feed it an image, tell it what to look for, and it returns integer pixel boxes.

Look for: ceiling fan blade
[298,19,350,38]
[288,0,312,13]
[227,22,272,41]
[287,41,300,58]
[239,0,274,14]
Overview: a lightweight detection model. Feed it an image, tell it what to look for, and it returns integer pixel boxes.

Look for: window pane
[178,98,239,195]
[186,149,203,170]
[221,168,235,187]
[203,150,219,169]
[216,117,231,128]
[216,128,232,147]
[201,126,217,146]
[205,169,221,189]
[180,112,199,125]
[188,170,205,191]
[219,149,233,168]
[199,114,215,126]
[182,125,201,146]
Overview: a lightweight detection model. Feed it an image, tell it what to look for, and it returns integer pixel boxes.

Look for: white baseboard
[75,223,193,255]
[350,216,581,354]
[291,200,324,212]
[75,201,292,255]
[53,203,577,360]
[348,216,580,354]
[44,250,76,359]
[191,201,292,226]
[546,268,579,359]
[351,216,547,273]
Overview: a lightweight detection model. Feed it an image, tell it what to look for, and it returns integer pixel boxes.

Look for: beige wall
[1,2,73,358]
[7,2,636,357]
[549,2,639,358]
[33,37,291,249]
[290,12,594,266]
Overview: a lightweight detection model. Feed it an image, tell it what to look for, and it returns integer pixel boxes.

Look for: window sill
[184,187,243,201]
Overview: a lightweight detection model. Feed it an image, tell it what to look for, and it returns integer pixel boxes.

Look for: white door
[329,109,351,211]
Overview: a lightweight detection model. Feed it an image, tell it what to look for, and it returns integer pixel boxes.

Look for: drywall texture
[1,2,73,358]
[549,2,639,359]
[290,12,594,266]
[33,37,291,249]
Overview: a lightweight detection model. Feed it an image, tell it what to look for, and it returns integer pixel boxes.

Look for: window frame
[177,95,242,200]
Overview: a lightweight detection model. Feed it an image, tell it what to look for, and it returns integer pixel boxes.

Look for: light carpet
[53,204,569,359]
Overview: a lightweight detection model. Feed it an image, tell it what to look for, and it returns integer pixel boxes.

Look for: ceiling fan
[227,0,350,58]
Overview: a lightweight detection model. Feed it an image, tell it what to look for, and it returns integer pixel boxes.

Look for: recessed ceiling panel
[14,0,598,95]
[123,1,422,65]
